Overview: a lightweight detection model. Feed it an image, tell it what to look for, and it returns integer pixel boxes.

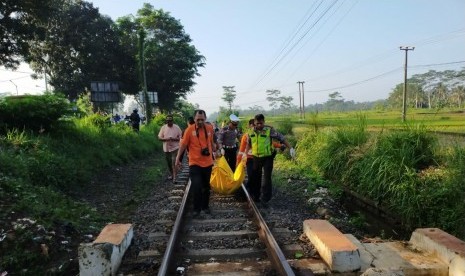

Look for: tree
[450,86,465,108]
[26,1,127,100]
[0,0,62,68]
[409,68,465,109]
[173,99,198,121]
[433,82,449,109]
[387,83,424,109]
[120,4,205,112]
[249,105,264,113]
[278,96,294,110]
[221,86,236,112]
[266,89,281,111]
[326,91,344,111]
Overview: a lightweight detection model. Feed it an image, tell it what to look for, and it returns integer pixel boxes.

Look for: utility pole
[139,29,151,123]
[298,81,306,119]
[400,46,414,122]
[44,54,49,92]
[44,72,49,92]
[9,80,18,95]
[302,81,305,119]
[297,81,302,119]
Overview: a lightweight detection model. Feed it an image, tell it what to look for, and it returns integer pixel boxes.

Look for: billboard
[139,91,158,104]
[90,81,121,102]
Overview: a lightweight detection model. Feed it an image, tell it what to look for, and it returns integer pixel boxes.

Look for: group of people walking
[158,109,295,217]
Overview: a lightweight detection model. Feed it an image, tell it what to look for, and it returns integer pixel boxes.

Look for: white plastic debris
[176,266,185,274]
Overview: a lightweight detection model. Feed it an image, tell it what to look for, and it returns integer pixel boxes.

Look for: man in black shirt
[130,109,141,132]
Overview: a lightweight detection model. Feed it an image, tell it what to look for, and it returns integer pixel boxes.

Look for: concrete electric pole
[297,81,302,119]
[400,46,414,122]
[298,81,305,119]
[9,80,18,95]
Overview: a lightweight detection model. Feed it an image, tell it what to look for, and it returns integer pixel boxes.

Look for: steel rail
[157,178,191,276]
[241,184,298,276]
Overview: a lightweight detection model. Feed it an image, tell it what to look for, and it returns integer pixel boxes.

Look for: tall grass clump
[275,120,294,136]
[434,145,465,237]
[348,124,465,232]
[353,124,437,202]
[307,112,320,131]
[280,112,465,238]
[295,129,328,176]
[298,115,368,180]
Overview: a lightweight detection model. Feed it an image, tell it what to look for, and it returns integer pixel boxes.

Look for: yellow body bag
[210,156,246,195]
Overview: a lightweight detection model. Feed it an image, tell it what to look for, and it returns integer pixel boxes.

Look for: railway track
[130,165,316,275]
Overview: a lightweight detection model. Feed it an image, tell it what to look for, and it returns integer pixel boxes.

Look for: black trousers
[189,165,213,212]
[250,155,274,202]
[224,147,238,172]
[132,123,139,132]
[244,157,254,189]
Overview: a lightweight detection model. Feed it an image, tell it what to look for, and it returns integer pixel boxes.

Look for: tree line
[1,1,204,112]
[217,68,464,118]
[387,68,465,109]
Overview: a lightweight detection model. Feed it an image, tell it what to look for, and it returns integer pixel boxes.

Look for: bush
[0,94,71,133]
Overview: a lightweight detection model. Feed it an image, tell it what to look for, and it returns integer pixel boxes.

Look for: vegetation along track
[118,164,318,275]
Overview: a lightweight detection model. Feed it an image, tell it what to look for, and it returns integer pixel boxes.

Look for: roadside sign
[139,91,158,104]
[90,81,121,102]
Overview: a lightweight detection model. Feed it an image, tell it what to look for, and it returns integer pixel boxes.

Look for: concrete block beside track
[410,228,465,276]
[347,233,448,275]
[303,219,361,272]
[79,223,133,276]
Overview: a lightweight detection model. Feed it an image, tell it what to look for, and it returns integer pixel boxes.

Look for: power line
[286,0,359,82]
[406,28,465,47]
[410,60,465,68]
[0,68,33,74]
[303,28,465,84]
[251,0,339,89]
[0,75,32,83]
[249,0,323,89]
[191,59,465,110]
[275,0,346,81]
[306,67,403,93]
[200,60,465,109]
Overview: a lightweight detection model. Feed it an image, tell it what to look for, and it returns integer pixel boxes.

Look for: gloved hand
[289,147,296,159]
[220,148,225,156]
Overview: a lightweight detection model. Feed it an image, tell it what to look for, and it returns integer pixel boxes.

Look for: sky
[1,0,464,114]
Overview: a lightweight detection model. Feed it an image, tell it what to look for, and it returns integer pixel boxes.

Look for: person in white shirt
[158,115,183,182]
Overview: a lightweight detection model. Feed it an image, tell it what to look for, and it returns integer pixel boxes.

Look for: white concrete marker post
[303,219,361,272]
[79,223,133,276]
[410,228,465,276]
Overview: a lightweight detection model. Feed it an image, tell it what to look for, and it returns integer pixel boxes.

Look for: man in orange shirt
[236,118,255,191]
[176,110,217,217]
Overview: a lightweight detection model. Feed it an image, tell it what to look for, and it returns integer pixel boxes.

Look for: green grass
[269,110,465,239]
[268,108,465,136]
[0,115,164,272]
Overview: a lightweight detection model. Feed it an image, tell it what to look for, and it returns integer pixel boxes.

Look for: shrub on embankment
[0,94,71,133]
[295,121,465,239]
[0,97,162,272]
